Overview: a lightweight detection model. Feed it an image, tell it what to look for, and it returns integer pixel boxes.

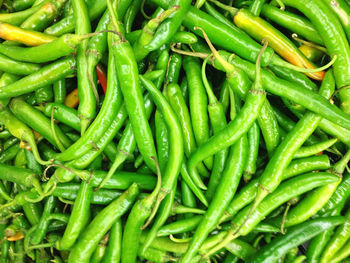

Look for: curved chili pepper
[133,6,179,62]
[68,183,139,263]
[13,0,36,11]
[320,207,350,263]
[0,2,44,26]
[121,159,161,263]
[29,196,56,245]
[0,108,50,165]
[247,217,345,263]
[58,180,92,250]
[0,56,75,99]
[108,2,158,173]
[44,0,130,36]
[9,98,71,149]
[205,172,340,257]
[20,0,66,32]
[0,54,40,76]
[102,220,121,263]
[138,74,183,254]
[54,50,122,160]
[234,9,325,80]
[123,0,142,34]
[283,0,350,114]
[260,4,323,45]
[0,33,96,63]
[145,0,191,51]
[0,164,43,196]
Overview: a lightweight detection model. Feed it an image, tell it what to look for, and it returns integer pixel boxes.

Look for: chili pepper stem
[170,44,208,59]
[24,135,52,166]
[203,39,270,259]
[141,190,167,230]
[280,201,292,234]
[26,242,55,251]
[273,54,337,74]
[140,156,162,229]
[169,234,192,243]
[194,26,241,78]
[147,6,180,32]
[292,33,327,53]
[43,164,90,193]
[208,0,238,16]
[202,55,218,105]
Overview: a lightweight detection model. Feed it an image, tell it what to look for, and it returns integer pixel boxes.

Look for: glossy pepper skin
[283,0,350,114]
[233,9,324,80]
[247,217,345,263]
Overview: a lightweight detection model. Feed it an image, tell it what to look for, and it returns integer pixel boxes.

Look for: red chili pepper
[96,64,107,94]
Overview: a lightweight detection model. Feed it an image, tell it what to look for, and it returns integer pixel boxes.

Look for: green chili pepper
[0,56,75,99]
[328,238,350,263]
[244,121,260,181]
[0,108,50,165]
[145,0,191,51]
[108,2,158,173]
[201,55,229,200]
[91,234,109,263]
[187,31,266,190]
[0,164,43,197]
[54,52,122,161]
[68,183,139,263]
[20,0,66,32]
[322,0,350,41]
[183,56,213,171]
[249,0,266,16]
[0,53,40,76]
[260,4,323,45]
[205,172,340,257]
[0,33,96,63]
[133,6,179,62]
[247,217,345,263]
[43,103,80,132]
[121,158,161,263]
[30,195,56,245]
[138,74,183,254]
[9,98,71,149]
[0,2,45,26]
[71,0,95,134]
[123,0,141,34]
[320,207,350,263]
[58,180,93,251]
[102,220,122,263]
[293,138,338,158]
[283,0,350,114]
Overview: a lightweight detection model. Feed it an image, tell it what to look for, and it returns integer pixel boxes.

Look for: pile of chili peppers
[0,0,350,262]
